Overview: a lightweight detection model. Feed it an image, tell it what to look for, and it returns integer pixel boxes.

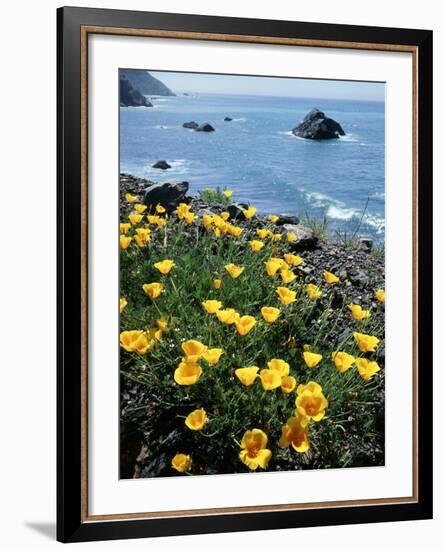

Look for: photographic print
[119,68,386,479]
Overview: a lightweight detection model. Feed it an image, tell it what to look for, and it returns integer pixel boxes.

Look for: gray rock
[183,121,199,129]
[152,160,171,170]
[224,116,233,121]
[195,123,215,132]
[359,238,373,253]
[119,75,153,107]
[292,108,345,140]
[143,181,189,211]
[275,214,300,226]
[348,269,369,286]
[282,224,319,250]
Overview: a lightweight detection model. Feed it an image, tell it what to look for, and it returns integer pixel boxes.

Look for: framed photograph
[57,6,433,543]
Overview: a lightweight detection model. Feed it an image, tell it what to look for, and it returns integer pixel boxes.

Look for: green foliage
[197,186,232,206]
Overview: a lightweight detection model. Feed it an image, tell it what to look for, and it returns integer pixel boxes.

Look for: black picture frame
[57,6,433,543]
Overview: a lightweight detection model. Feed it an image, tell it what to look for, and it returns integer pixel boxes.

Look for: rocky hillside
[119,76,153,107]
[119,69,175,96]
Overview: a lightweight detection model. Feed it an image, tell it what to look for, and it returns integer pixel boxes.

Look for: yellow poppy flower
[142,282,164,299]
[235,366,259,387]
[119,235,132,249]
[303,351,323,368]
[324,271,339,284]
[286,233,297,243]
[156,204,166,214]
[257,228,271,240]
[213,278,222,289]
[223,189,232,198]
[174,359,203,385]
[265,259,281,277]
[353,332,380,353]
[216,308,240,325]
[221,211,230,221]
[176,202,192,219]
[181,339,207,362]
[229,225,244,238]
[120,330,144,352]
[171,453,192,473]
[135,227,150,243]
[119,297,127,313]
[134,234,146,248]
[125,193,138,203]
[202,300,223,314]
[147,215,160,225]
[332,351,356,373]
[235,315,256,336]
[355,358,381,381]
[375,289,385,303]
[134,204,147,213]
[268,214,279,223]
[259,369,282,390]
[184,211,198,225]
[239,429,272,470]
[224,263,245,279]
[250,240,265,252]
[203,348,224,365]
[261,306,280,323]
[185,409,207,431]
[276,287,296,306]
[130,333,153,354]
[155,217,167,228]
[242,206,256,219]
[280,268,296,284]
[120,223,131,234]
[349,304,370,321]
[306,283,322,299]
[295,381,328,422]
[267,358,290,377]
[271,233,283,241]
[281,375,297,394]
[279,415,309,452]
[284,253,303,267]
[154,259,176,275]
[128,213,143,225]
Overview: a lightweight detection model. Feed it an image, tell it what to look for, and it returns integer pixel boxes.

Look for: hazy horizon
[149,70,385,102]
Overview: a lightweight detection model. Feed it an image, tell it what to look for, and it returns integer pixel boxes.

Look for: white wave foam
[232,117,247,122]
[339,133,358,142]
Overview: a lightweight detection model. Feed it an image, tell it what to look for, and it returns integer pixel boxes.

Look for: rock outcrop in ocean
[119,69,175,96]
[119,75,153,107]
[152,160,171,170]
[292,108,345,140]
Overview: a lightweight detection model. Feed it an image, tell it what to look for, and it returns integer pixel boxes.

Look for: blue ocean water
[120,93,385,241]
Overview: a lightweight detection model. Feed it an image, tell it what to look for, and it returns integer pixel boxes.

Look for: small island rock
[183,121,199,129]
[224,117,233,121]
[292,108,345,140]
[152,160,171,170]
[195,123,215,132]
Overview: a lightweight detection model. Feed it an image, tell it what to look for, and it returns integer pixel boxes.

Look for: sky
[150,71,385,101]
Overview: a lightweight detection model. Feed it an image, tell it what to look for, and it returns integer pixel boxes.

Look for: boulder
[152,160,171,170]
[282,224,319,250]
[358,238,373,253]
[275,214,300,226]
[195,123,215,132]
[224,117,233,121]
[292,108,345,140]
[143,181,189,211]
[183,121,199,129]
[119,75,152,107]
[227,202,249,220]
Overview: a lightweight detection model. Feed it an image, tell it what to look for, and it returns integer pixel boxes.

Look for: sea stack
[292,108,345,140]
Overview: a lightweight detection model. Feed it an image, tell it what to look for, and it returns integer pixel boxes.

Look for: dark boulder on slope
[143,181,189,211]
[119,76,152,107]
[292,108,345,140]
